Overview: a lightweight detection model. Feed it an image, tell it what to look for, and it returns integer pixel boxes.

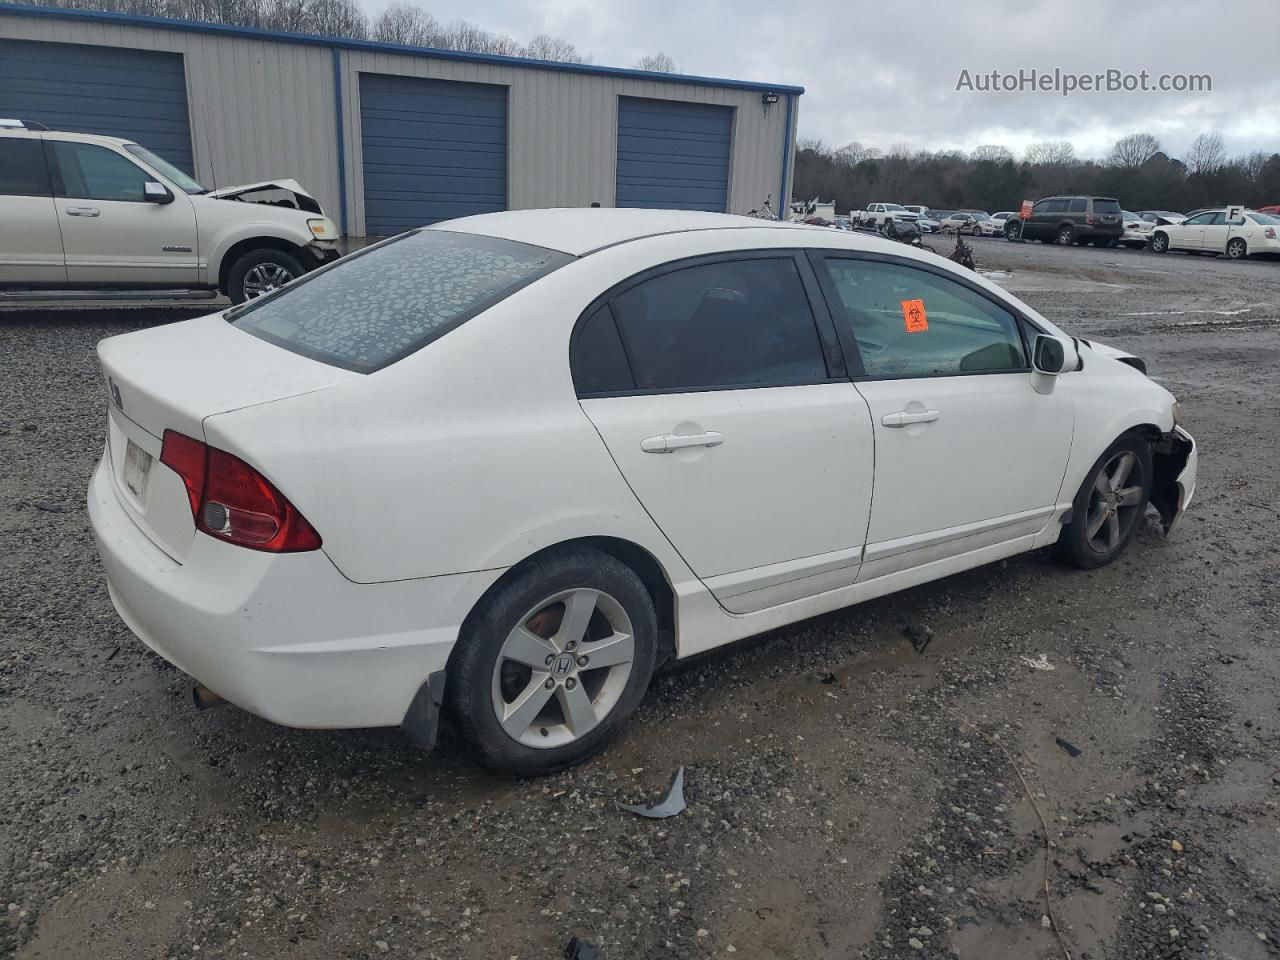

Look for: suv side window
[0,138,51,196]
[605,257,829,392]
[821,257,1026,379]
[1068,198,1087,213]
[1044,199,1068,214]
[50,142,150,202]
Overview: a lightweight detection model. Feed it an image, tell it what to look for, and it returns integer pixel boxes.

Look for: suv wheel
[226,248,305,305]
[449,547,658,776]
[1054,433,1152,570]
[1151,232,1169,253]
[1004,221,1021,241]
[1226,237,1247,259]
[1057,224,1075,245]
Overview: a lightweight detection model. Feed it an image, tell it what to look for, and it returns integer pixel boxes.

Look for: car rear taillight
[160,430,322,552]
[1266,227,1277,239]
[1085,214,1096,225]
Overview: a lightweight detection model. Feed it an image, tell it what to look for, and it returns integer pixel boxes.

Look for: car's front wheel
[449,547,658,776]
[1150,232,1169,253]
[226,248,305,305]
[1055,433,1153,570]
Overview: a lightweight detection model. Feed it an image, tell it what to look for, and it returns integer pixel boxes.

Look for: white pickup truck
[855,202,920,229]
[0,120,340,304]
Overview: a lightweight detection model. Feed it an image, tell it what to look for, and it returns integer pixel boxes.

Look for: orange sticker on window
[901,298,928,333]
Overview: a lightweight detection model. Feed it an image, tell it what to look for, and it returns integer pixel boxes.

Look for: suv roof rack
[0,119,51,131]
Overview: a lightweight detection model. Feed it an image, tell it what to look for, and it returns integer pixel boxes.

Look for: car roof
[435,208,796,256]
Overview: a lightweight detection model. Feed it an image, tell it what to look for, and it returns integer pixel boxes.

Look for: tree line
[795,132,1280,215]
[23,0,677,68]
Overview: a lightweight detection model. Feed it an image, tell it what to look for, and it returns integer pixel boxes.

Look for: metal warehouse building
[0,3,802,237]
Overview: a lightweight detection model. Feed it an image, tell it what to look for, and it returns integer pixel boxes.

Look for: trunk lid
[97,313,355,562]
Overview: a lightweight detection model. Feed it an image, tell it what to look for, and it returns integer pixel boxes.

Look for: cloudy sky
[359,0,1280,162]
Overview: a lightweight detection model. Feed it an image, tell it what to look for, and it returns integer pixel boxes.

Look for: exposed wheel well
[217,237,307,292]
[458,537,678,669]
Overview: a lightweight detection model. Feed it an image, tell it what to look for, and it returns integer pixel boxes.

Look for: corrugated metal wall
[0,9,797,237]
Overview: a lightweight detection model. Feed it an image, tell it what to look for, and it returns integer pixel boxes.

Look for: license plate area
[123,438,153,500]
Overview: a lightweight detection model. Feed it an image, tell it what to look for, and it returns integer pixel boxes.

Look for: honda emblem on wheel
[552,653,575,676]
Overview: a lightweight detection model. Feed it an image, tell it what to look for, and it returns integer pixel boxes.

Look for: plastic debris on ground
[617,767,686,819]
[565,935,602,959]
[1020,653,1055,671]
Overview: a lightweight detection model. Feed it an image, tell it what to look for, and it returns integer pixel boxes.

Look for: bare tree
[303,0,366,37]
[1242,150,1269,182]
[438,20,522,56]
[1024,140,1075,166]
[524,34,587,63]
[1186,132,1226,175]
[370,1,438,45]
[971,144,1013,163]
[833,141,872,165]
[634,52,676,73]
[1107,132,1161,168]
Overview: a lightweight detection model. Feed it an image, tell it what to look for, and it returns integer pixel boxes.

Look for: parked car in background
[88,208,1196,775]
[979,212,1017,237]
[1150,209,1280,259]
[902,205,940,232]
[1138,210,1187,226]
[0,120,339,303]
[938,212,980,233]
[1255,205,1280,216]
[1121,211,1156,248]
[860,202,919,228]
[1017,196,1123,246]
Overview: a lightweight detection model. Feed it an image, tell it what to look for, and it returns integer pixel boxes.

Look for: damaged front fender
[1150,426,1198,534]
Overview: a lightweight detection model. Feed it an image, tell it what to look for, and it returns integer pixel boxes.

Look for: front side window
[606,257,828,392]
[232,229,570,372]
[822,257,1026,379]
[1183,212,1217,226]
[50,142,150,202]
[124,143,205,195]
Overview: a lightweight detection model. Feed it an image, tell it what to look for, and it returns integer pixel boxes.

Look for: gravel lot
[2,238,1278,960]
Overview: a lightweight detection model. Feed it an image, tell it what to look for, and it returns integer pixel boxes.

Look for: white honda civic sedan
[89,209,1197,776]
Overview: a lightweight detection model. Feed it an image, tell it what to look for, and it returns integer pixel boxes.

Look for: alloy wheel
[1226,238,1246,259]
[242,263,296,298]
[1084,450,1145,553]
[1058,226,1074,245]
[491,588,635,749]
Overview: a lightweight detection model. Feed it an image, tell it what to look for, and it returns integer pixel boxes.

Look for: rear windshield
[230,229,571,372]
[1093,199,1122,214]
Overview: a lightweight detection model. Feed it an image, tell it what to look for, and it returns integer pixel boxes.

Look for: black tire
[1005,222,1021,241]
[1054,432,1153,570]
[1226,237,1247,260]
[449,547,658,776]
[225,248,305,305]
[1150,232,1169,254]
[1057,224,1075,246]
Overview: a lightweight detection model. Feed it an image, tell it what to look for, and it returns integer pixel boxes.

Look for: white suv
[0,121,339,304]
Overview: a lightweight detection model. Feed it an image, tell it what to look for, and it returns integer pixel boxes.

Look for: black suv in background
[1008,196,1125,246]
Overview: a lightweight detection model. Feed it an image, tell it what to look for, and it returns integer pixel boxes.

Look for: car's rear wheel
[1055,433,1153,570]
[449,547,658,776]
[1005,221,1021,241]
[1226,237,1247,259]
[226,248,305,305]
[1151,232,1169,253]
[1057,225,1075,245]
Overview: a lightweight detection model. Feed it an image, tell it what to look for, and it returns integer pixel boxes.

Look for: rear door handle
[66,206,101,217]
[882,409,939,427]
[641,431,724,453]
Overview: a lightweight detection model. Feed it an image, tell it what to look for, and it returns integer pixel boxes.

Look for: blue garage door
[616,98,733,212]
[359,73,508,236]
[0,38,194,175]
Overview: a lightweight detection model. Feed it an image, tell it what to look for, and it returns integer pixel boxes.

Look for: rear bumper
[88,450,500,729]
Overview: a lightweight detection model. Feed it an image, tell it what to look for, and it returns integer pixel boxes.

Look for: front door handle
[641,431,724,454]
[66,206,101,217]
[882,409,939,427]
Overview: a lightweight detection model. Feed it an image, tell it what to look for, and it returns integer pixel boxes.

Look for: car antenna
[201,103,218,190]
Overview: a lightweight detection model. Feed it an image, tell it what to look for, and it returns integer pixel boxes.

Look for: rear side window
[822,257,1026,378]
[50,142,149,201]
[1068,198,1087,213]
[572,305,635,395]
[231,230,571,372]
[0,138,50,196]
[607,258,828,392]
[1093,199,1122,215]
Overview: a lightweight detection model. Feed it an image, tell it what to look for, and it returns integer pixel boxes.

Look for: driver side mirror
[1032,334,1078,375]
[143,181,173,204]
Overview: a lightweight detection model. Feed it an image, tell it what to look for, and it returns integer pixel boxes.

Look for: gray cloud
[360,0,1280,161]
